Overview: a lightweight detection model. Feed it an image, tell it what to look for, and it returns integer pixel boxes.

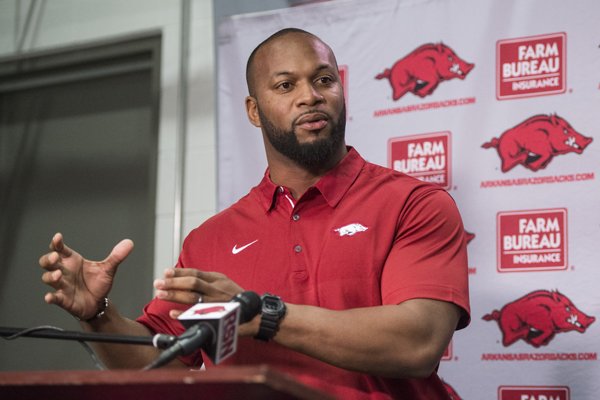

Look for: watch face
[262,295,285,316]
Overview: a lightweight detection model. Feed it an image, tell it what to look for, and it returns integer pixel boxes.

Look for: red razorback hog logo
[375,43,474,100]
[483,290,595,347]
[482,114,593,172]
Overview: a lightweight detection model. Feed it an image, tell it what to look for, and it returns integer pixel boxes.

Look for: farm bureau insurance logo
[497,208,567,272]
[497,32,566,100]
[376,43,474,100]
[499,386,569,400]
[388,132,451,189]
[483,290,596,347]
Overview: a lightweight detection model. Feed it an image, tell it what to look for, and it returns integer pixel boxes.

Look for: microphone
[143,291,261,370]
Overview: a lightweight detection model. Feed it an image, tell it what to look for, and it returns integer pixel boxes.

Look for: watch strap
[255,311,280,342]
[255,294,286,342]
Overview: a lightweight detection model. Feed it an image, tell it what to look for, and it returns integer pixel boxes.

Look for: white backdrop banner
[216,0,600,398]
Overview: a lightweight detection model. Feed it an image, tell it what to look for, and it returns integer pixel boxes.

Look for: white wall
[0,0,217,278]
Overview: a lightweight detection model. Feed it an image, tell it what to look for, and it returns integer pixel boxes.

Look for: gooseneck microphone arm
[0,325,179,370]
[0,325,178,349]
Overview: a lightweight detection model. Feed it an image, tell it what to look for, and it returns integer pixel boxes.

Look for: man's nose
[295,82,324,106]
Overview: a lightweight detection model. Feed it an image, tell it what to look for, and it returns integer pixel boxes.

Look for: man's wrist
[77,297,109,323]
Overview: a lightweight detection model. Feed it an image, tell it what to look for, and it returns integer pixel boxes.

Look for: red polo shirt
[138,147,470,399]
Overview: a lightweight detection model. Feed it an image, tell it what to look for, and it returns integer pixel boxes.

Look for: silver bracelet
[77,297,109,323]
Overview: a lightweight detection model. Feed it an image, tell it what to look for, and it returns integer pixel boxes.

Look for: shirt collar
[257,147,365,212]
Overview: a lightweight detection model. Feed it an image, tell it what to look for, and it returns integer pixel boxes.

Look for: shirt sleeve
[136,247,205,367]
[380,187,471,329]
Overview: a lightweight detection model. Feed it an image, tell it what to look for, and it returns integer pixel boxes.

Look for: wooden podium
[0,365,335,400]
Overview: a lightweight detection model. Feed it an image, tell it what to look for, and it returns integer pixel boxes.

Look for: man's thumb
[105,239,134,269]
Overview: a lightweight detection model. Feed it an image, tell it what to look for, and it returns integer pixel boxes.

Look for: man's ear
[245,96,261,128]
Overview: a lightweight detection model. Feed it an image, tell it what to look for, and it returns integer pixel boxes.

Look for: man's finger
[44,291,66,307]
[39,253,50,268]
[156,289,200,305]
[155,276,207,293]
[44,292,55,305]
[39,252,60,270]
[51,233,64,252]
[104,239,134,270]
[41,270,62,287]
[165,267,197,277]
[168,268,222,283]
[50,232,73,257]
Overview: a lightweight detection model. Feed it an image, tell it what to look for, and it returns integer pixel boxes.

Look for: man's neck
[267,145,348,199]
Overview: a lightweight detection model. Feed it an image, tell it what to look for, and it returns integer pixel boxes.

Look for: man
[39,28,470,399]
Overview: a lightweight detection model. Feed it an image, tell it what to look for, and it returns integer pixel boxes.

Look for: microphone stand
[0,325,177,349]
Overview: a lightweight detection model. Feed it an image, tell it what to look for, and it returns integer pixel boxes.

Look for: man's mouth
[295,112,329,131]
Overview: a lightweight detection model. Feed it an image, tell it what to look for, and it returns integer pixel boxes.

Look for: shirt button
[278,186,284,193]
[292,214,300,221]
[294,245,302,253]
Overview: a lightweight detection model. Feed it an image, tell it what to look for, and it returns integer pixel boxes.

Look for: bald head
[245,28,337,98]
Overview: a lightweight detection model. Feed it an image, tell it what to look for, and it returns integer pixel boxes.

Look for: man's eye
[318,76,333,84]
[278,82,292,90]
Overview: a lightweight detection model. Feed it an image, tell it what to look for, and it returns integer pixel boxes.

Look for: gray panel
[0,39,159,371]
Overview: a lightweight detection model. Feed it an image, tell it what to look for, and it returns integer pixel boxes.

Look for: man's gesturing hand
[39,232,134,321]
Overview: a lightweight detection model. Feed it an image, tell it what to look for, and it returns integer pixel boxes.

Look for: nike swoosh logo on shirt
[232,240,258,254]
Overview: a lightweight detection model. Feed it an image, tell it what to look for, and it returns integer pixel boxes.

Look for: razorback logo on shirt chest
[333,223,369,236]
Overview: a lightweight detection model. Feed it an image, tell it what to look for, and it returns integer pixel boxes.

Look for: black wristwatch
[254,293,287,342]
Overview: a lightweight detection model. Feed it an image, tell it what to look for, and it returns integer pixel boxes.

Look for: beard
[258,105,346,170]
